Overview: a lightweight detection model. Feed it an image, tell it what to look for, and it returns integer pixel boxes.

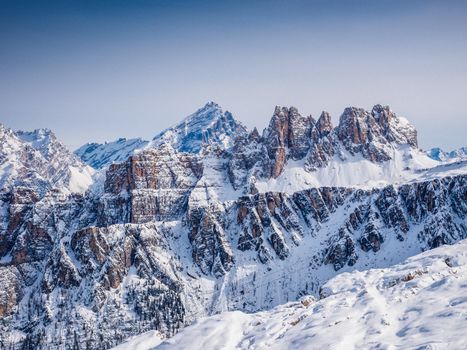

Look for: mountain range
[0,102,465,349]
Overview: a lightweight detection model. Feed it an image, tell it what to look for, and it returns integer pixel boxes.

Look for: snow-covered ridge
[0,123,94,194]
[75,137,148,169]
[154,238,467,350]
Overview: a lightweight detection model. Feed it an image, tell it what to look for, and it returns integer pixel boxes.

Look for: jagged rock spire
[316,111,333,136]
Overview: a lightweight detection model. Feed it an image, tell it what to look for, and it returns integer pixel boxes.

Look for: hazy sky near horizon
[1,0,466,150]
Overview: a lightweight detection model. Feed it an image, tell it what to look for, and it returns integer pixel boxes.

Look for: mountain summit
[148,102,248,153]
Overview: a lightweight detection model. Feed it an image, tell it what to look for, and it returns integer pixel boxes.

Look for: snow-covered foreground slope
[112,330,163,350]
[155,239,467,350]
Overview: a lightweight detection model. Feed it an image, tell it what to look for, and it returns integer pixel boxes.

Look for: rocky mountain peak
[371,104,418,147]
[149,102,248,153]
[336,107,369,145]
[335,105,419,161]
[371,104,392,129]
[15,127,62,160]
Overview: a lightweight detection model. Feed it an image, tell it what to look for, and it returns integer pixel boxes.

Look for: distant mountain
[75,137,148,169]
[0,123,94,195]
[148,101,248,153]
[75,102,248,169]
[427,147,467,162]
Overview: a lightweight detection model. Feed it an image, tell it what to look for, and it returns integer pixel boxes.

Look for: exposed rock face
[337,107,389,162]
[263,106,315,177]
[102,146,203,224]
[316,111,333,136]
[0,267,22,317]
[371,104,418,147]
[335,105,418,163]
[227,131,270,191]
[187,207,234,277]
[0,104,465,350]
[324,176,466,270]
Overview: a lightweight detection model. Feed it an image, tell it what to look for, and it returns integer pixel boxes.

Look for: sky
[0,0,466,150]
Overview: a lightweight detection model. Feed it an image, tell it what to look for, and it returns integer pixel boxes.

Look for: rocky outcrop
[187,207,234,277]
[315,111,333,136]
[0,267,22,317]
[227,131,270,191]
[102,146,203,224]
[336,105,418,163]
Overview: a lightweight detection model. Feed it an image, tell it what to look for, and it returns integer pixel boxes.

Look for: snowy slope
[155,238,467,350]
[255,145,442,193]
[75,137,148,169]
[112,330,163,350]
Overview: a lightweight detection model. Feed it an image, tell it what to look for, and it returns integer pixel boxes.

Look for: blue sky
[0,0,466,150]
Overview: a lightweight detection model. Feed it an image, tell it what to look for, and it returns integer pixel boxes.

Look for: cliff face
[0,103,466,349]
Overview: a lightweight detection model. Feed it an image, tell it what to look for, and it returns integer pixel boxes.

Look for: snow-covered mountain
[152,238,467,350]
[427,146,467,163]
[148,101,248,153]
[75,137,148,169]
[0,103,466,350]
[75,102,248,169]
[0,123,94,195]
